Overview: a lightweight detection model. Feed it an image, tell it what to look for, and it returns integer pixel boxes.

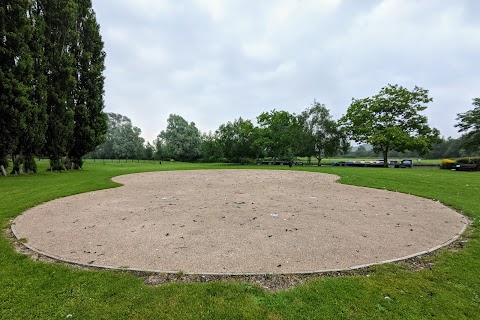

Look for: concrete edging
[11,217,471,276]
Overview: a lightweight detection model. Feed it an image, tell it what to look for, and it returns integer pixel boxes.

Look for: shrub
[456,157,480,165]
[440,159,456,170]
[239,157,257,165]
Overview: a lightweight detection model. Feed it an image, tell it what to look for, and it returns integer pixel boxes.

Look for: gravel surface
[12,170,468,274]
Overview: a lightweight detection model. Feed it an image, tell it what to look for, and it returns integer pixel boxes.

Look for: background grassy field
[1,161,479,319]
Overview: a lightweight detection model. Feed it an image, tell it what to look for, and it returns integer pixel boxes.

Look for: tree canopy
[456,98,480,155]
[299,101,349,165]
[257,110,300,161]
[340,84,440,166]
[0,0,106,175]
[69,0,108,168]
[93,113,144,160]
[216,117,260,163]
[0,0,35,174]
[112,122,144,160]
[199,131,224,162]
[157,114,201,161]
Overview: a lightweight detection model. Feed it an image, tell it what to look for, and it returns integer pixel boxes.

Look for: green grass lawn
[1,161,479,319]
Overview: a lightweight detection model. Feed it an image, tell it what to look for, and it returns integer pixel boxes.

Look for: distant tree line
[89,113,145,161]
[0,0,106,176]
[344,96,480,160]
[93,85,480,166]
[87,103,350,164]
[86,87,479,166]
[345,135,473,160]
[85,102,351,164]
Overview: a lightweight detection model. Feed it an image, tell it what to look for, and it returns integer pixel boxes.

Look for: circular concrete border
[11,169,470,275]
[11,221,469,276]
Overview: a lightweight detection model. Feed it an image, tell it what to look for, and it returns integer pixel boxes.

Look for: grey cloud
[92,0,480,142]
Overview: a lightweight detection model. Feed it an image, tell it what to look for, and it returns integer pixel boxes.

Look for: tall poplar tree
[0,0,34,175]
[69,0,107,169]
[42,0,77,170]
[1,0,107,175]
[17,0,48,173]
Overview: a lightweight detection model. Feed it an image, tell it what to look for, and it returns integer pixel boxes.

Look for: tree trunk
[383,150,389,168]
[23,154,37,173]
[11,155,24,174]
[0,165,7,177]
[71,157,83,169]
[316,151,323,166]
[50,158,66,171]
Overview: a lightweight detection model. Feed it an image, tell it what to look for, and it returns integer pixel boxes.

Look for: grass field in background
[1,160,479,319]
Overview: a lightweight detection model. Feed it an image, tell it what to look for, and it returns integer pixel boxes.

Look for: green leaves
[456,98,480,154]
[69,0,107,168]
[112,122,144,160]
[299,101,348,165]
[341,84,439,165]
[0,0,35,163]
[158,114,202,161]
[216,117,259,163]
[0,0,107,171]
[257,110,300,160]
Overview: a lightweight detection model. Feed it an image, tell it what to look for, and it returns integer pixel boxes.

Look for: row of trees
[348,135,473,160]
[148,85,442,166]
[90,113,145,161]
[89,102,348,165]
[341,93,480,163]
[91,85,479,167]
[0,0,107,175]
[150,101,349,165]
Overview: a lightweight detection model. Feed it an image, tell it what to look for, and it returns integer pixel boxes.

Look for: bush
[440,159,456,170]
[239,157,257,165]
[456,157,480,165]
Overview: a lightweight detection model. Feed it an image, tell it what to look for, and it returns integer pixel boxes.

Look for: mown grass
[1,160,479,319]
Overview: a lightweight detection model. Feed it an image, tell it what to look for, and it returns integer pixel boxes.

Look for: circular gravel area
[12,170,468,274]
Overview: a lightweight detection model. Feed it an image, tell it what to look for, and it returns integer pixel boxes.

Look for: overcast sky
[92,0,480,143]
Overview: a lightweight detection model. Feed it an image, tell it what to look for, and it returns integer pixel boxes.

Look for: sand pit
[12,170,468,274]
